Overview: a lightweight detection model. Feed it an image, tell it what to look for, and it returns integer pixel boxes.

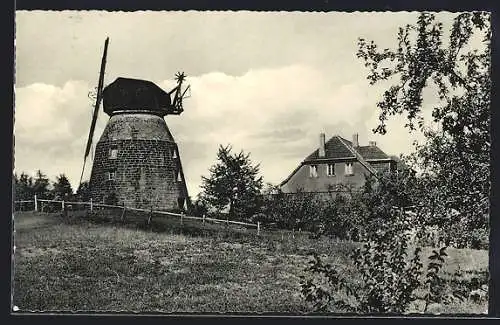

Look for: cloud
[15,64,428,197]
[14,81,95,186]
[14,10,475,201]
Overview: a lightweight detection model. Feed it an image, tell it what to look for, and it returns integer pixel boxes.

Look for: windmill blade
[84,37,109,159]
[79,37,109,185]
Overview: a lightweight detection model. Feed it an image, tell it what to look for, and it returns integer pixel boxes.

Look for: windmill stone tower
[89,76,190,210]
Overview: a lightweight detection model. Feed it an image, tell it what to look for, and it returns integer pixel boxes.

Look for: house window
[327,163,335,176]
[345,162,354,175]
[309,165,318,178]
[108,170,116,181]
[172,149,177,159]
[109,147,118,159]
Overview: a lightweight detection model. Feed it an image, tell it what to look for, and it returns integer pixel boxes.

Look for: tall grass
[12,212,488,313]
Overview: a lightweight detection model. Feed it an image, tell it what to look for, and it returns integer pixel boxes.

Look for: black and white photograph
[12,10,490,314]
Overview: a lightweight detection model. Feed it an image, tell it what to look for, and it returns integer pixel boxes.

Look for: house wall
[281,160,395,193]
[281,160,371,193]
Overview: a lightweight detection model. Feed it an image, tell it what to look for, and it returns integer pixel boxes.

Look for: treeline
[258,172,488,250]
[13,170,90,202]
[192,145,487,250]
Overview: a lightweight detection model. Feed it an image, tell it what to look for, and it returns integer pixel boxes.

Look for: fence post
[90,198,93,212]
[34,194,38,212]
[120,202,126,222]
[202,214,205,225]
[257,222,260,236]
[180,213,184,226]
[62,200,65,212]
[147,207,153,226]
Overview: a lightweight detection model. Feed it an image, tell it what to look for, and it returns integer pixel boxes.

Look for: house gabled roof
[280,135,394,187]
[357,146,390,160]
[305,136,390,161]
[336,137,378,176]
[305,136,355,161]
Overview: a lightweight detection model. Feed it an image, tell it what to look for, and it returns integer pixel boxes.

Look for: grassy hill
[12,211,488,314]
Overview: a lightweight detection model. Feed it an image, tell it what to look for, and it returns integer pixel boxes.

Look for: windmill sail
[79,37,109,186]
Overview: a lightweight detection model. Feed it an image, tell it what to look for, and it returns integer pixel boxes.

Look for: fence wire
[13,197,261,235]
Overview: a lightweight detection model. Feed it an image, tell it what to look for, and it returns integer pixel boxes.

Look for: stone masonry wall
[89,138,187,210]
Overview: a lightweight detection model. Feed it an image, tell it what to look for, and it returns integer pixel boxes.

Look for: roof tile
[305,135,389,161]
[357,146,389,160]
[305,136,355,161]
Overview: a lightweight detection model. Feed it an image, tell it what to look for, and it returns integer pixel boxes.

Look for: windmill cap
[102,77,178,117]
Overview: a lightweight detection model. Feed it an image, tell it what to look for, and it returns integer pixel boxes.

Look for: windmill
[80,37,192,211]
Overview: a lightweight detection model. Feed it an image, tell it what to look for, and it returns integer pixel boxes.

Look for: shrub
[300,207,455,313]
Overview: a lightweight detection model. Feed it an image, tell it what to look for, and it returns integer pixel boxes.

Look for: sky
[14,10,461,197]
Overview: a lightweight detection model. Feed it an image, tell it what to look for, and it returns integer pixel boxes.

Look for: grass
[12,211,489,314]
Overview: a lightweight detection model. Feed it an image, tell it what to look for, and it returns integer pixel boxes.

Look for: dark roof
[305,135,391,162]
[102,78,174,116]
[280,135,387,187]
[305,136,355,161]
[357,146,389,160]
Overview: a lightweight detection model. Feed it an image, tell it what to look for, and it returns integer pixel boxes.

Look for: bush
[300,207,456,313]
[261,191,358,238]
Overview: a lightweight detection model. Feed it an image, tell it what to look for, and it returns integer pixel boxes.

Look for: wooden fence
[14,195,261,235]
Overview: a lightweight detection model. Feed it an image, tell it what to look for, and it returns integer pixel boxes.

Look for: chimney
[352,133,359,147]
[369,141,377,146]
[319,133,326,157]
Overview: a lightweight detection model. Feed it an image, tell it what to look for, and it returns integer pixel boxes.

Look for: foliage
[52,174,74,200]
[14,170,51,200]
[357,12,490,248]
[14,172,34,200]
[261,190,321,231]
[260,169,420,241]
[300,208,451,313]
[299,12,490,315]
[200,145,263,221]
[32,170,51,199]
[190,196,209,218]
[14,171,78,202]
[76,181,91,202]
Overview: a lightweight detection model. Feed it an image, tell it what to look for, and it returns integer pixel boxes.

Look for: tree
[76,181,91,202]
[14,172,34,200]
[52,174,73,200]
[200,145,263,221]
[301,12,490,314]
[191,195,209,218]
[32,170,51,199]
[357,12,490,247]
[300,169,455,313]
